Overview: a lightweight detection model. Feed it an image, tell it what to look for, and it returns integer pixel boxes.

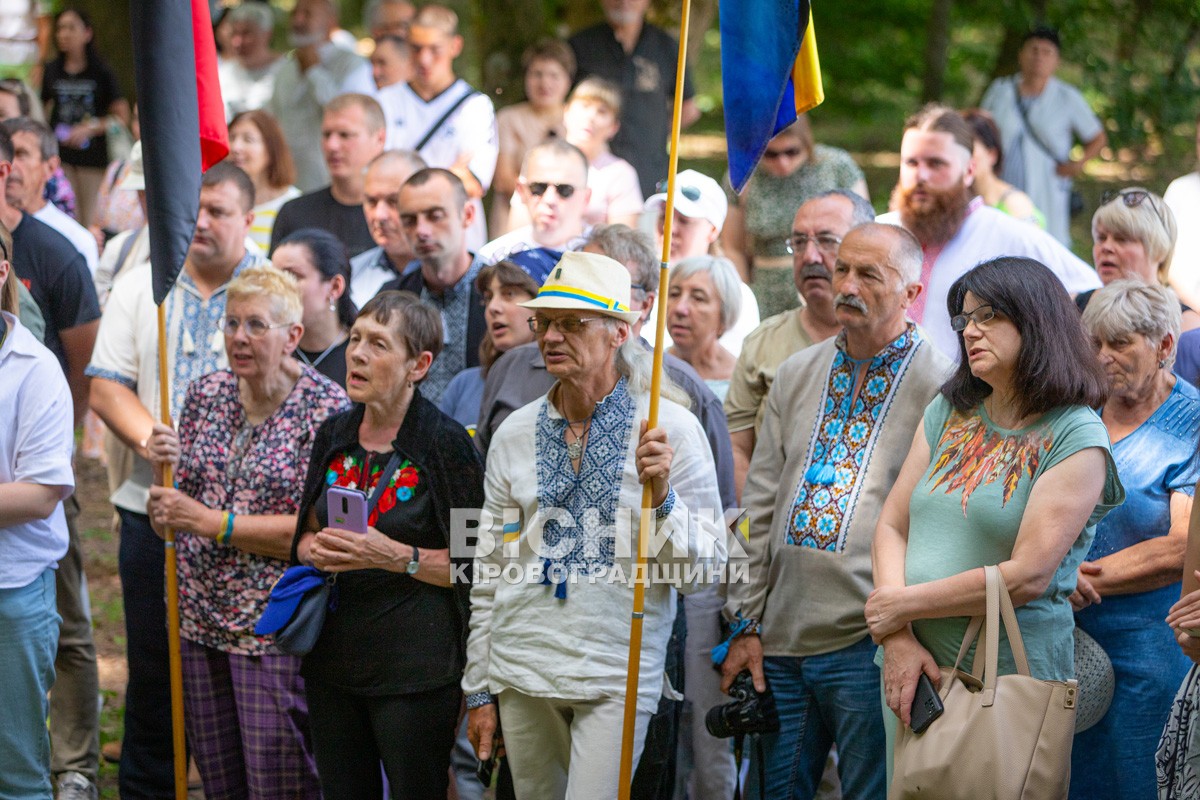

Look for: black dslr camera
[705,671,781,738]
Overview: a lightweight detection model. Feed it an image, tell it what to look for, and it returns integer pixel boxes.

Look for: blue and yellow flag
[721,1,824,193]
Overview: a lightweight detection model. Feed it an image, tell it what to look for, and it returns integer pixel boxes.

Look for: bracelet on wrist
[465,691,495,709]
[218,512,235,545]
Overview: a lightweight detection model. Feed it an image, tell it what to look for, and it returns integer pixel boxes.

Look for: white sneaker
[55,772,97,800]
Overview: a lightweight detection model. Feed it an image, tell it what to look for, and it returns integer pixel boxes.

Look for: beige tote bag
[889,565,1078,800]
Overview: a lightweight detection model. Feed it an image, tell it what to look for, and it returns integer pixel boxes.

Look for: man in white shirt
[1165,113,1200,310]
[3,117,98,274]
[218,2,283,120]
[878,104,1100,359]
[477,140,592,266]
[348,149,427,307]
[267,0,375,192]
[376,4,496,249]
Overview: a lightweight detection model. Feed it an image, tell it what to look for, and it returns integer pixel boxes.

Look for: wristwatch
[406,546,420,575]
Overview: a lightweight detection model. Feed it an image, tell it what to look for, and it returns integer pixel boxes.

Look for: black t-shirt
[306,444,463,694]
[570,22,695,198]
[12,212,100,372]
[42,58,122,168]
[293,337,348,388]
[269,188,375,259]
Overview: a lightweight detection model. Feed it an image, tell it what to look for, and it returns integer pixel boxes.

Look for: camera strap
[731,733,768,800]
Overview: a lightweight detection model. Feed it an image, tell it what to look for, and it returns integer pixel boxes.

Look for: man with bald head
[348,149,427,307]
[721,223,952,799]
[271,93,387,258]
[267,0,374,191]
[726,189,875,500]
[476,139,592,268]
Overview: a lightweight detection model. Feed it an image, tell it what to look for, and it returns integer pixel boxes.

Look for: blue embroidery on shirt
[534,377,635,599]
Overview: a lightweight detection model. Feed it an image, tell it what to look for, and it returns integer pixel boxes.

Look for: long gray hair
[612,324,691,408]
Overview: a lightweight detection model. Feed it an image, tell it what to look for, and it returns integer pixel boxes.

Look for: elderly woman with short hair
[463,251,726,800]
[292,291,484,799]
[666,255,743,402]
[144,265,349,798]
[1069,280,1200,799]
[1079,187,1198,330]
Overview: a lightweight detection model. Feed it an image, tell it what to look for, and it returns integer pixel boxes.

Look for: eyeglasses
[950,304,996,333]
[1100,188,1167,230]
[526,182,578,199]
[527,314,607,335]
[221,315,289,339]
[655,179,701,202]
[764,146,803,160]
[785,233,842,255]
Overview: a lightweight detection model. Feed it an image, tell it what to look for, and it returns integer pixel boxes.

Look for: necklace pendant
[566,437,583,461]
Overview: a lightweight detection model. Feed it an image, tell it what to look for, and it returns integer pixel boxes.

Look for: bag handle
[366,452,402,517]
[413,88,478,154]
[946,566,1033,704]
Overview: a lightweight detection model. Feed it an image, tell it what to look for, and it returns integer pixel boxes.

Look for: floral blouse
[175,367,350,655]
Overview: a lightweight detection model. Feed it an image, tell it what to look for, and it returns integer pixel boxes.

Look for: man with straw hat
[463,250,726,799]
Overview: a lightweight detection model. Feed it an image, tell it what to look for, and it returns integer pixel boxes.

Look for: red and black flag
[130,0,228,304]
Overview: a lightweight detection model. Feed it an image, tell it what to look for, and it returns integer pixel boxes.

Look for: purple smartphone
[327,487,368,533]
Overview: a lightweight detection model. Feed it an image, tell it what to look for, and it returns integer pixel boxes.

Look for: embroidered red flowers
[326,451,421,526]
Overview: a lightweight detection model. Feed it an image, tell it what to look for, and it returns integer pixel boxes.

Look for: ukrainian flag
[721,1,824,193]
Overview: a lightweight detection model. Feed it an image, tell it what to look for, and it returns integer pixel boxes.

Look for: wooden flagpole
[157,303,189,800]
[617,0,692,793]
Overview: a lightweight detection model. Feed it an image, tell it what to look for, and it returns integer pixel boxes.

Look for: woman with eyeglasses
[666,255,743,402]
[292,290,484,799]
[1065,280,1200,799]
[962,108,1045,229]
[143,266,349,799]
[272,228,355,387]
[1077,187,1199,330]
[721,115,868,320]
[869,257,1123,783]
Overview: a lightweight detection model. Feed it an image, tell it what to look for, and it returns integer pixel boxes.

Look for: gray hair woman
[462,251,725,798]
[666,255,743,401]
[1082,188,1198,330]
[1072,280,1200,798]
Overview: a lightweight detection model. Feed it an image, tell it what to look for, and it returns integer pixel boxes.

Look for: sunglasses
[526,182,578,199]
[950,304,996,333]
[764,146,803,160]
[1100,189,1167,229]
[655,179,701,202]
[527,315,606,335]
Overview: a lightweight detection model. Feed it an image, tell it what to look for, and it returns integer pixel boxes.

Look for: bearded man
[877,104,1099,358]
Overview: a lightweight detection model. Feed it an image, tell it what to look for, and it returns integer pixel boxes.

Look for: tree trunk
[921,0,954,102]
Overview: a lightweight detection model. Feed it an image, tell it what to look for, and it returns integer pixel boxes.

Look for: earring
[328,298,336,312]
[1159,359,1167,369]
[406,379,413,388]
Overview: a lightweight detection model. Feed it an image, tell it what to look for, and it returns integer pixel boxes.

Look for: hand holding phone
[327,487,367,533]
[910,672,944,734]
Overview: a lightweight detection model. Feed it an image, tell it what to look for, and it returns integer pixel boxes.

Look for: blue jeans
[748,636,886,800]
[0,568,60,799]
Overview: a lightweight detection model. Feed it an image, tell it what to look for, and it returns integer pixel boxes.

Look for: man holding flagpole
[87,163,264,798]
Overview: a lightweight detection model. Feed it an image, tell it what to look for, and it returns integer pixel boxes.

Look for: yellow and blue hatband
[535,284,631,314]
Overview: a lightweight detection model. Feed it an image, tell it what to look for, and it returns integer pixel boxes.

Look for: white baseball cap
[644,169,728,231]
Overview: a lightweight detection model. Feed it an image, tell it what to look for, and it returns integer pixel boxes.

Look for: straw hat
[118,141,145,191]
[520,251,640,325]
[644,168,728,231]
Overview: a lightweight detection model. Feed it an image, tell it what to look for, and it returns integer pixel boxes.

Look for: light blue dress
[1072,379,1200,799]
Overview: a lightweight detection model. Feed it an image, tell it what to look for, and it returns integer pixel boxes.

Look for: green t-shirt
[904,395,1122,681]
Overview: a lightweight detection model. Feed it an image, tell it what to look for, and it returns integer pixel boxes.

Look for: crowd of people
[5,3,1200,800]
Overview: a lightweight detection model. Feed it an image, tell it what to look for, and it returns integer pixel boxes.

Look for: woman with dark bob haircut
[867,257,1125,781]
[291,291,484,799]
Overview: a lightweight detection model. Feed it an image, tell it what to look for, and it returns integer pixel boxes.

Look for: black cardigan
[291,390,485,692]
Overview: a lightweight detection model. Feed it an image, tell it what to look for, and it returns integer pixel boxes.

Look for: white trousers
[498,689,651,800]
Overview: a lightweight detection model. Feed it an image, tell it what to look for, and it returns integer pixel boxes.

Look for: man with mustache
[877,104,1099,359]
[725,189,874,502]
[87,163,265,798]
[270,93,387,260]
[266,0,374,192]
[347,149,426,308]
[723,223,951,800]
